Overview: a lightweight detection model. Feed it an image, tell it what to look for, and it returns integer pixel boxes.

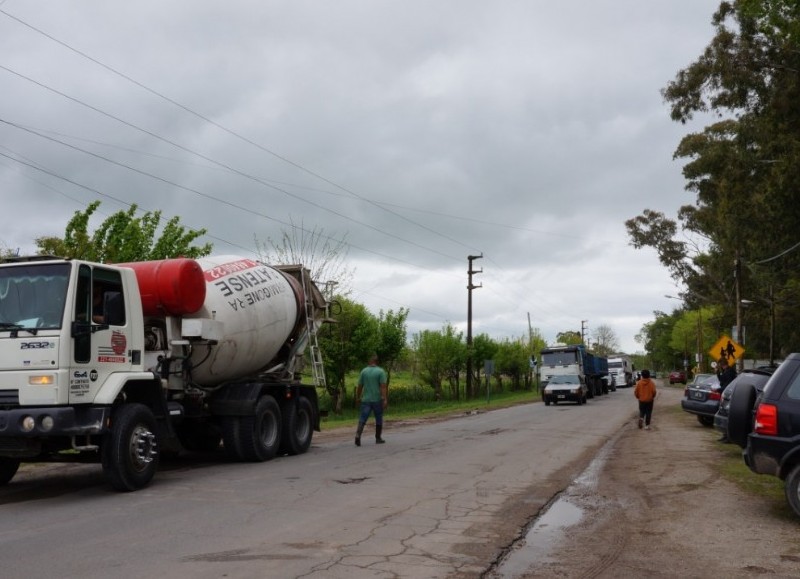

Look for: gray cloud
[0,0,720,352]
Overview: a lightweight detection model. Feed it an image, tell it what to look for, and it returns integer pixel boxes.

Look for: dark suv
[714,368,776,438]
[728,353,800,517]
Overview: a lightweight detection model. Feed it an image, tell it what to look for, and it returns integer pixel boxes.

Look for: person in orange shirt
[634,369,658,430]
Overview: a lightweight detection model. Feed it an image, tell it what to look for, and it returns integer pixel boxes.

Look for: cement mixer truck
[0,254,328,491]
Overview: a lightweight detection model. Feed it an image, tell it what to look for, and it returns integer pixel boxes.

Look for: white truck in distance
[0,254,327,491]
[607,355,634,388]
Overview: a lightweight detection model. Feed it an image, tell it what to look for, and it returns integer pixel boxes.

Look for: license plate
[691,391,704,400]
[557,394,566,399]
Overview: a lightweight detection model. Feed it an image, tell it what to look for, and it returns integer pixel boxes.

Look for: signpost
[709,335,745,365]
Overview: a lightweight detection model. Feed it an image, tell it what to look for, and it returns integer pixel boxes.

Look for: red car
[669,370,686,384]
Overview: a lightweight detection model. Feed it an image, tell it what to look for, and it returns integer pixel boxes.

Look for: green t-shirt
[358,365,387,403]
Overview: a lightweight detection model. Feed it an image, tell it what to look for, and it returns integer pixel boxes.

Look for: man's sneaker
[645,425,651,430]
[355,435,361,447]
[638,418,643,429]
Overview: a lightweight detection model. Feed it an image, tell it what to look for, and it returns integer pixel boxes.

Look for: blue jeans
[359,401,384,426]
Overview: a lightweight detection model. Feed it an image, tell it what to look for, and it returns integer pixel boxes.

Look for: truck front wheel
[0,457,20,485]
[101,404,160,492]
[280,396,314,456]
[239,395,281,462]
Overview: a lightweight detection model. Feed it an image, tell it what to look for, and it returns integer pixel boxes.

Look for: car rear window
[787,373,800,400]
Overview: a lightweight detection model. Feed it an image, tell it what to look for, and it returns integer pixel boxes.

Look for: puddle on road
[488,432,621,578]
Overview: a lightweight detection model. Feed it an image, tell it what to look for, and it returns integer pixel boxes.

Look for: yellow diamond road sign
[709,335,745,364]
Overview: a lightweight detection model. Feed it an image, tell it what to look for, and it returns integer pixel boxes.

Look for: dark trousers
[639,401,654,425]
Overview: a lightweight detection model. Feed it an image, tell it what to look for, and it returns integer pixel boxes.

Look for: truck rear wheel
[101,403,160,492]
[239,395,281,462]
[280,396,314,456]
[0,457,20,485]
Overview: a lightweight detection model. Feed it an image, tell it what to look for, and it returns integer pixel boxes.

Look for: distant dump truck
[0,254,328,491]
[540,343,609,399]
[607,355,634,388]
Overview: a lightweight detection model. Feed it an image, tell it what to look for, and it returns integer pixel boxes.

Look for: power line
[0,7,482,255]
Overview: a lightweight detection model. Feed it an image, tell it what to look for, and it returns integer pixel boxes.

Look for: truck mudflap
[0,406,110,438]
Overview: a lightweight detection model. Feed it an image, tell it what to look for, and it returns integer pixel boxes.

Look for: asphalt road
[0,388,639,578]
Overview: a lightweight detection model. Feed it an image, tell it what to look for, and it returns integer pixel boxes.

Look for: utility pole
[768,284,775,367]
[734,253,743,371]
[466,254,483,399]
[581,320,588,344]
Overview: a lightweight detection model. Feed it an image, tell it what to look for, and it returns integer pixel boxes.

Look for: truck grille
[0,390,20,408]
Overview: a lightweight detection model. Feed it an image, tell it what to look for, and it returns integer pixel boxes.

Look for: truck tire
[238,395,281,462]
[101,404,160,492]
[0,457,20,485]
[728,383,757,448]
[785,464,800,518]
[280,396,314,456]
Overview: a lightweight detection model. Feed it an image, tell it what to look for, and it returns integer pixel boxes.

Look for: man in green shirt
[355,354,388,446]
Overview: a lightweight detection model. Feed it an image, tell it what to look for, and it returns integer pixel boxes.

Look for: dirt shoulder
[517,383,800,579]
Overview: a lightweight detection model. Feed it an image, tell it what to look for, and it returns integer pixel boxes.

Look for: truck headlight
[41,416,55,432]
[21,416,35,432]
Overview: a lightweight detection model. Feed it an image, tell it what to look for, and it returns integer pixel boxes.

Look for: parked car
[680,374,720,426]
[691,373,714,386]
[727,353,800,517]
[542,374,587,406]
[669,370,687,384]
[713,367,776,439]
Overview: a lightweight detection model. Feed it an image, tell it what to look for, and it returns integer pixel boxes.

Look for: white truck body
[607,356,633,388]
[0,255,327,491]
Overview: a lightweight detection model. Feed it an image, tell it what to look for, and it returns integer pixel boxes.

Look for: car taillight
[709,390,721,401]
[754,403,778,436]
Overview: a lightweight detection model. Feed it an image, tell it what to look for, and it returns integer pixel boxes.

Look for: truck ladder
[301,268,327,390]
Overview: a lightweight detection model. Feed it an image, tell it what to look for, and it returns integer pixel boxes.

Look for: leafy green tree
[556,330,582,345]
[318,296,378,413]
[636,311,682,373]
[630,2,800,363]
[472,333,498,396]
[412,324,465,400]
[493,339,529,391]
[36,201,211,262]
[375,308,409,385]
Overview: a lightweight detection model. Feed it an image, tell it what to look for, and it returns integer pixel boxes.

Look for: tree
[636,311,682,373]
[412,324,465,400]
[318,296,378,414]
[591,324,620,357]
[630,2,800,364]
[493,339,529,391]
[556,330,582,345]
[256,218,354,295]
[36,201,212,262]
[472,333,498,396]
[375,308,409,385]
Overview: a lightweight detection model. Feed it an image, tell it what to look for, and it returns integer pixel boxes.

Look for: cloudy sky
[0,1,721,353]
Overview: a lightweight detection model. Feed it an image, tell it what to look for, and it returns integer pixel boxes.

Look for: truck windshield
[0,263,70,330]
[609,361,622,369]
[541,350,578,366]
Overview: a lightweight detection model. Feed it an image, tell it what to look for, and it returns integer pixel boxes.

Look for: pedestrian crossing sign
[709,335,744,365]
